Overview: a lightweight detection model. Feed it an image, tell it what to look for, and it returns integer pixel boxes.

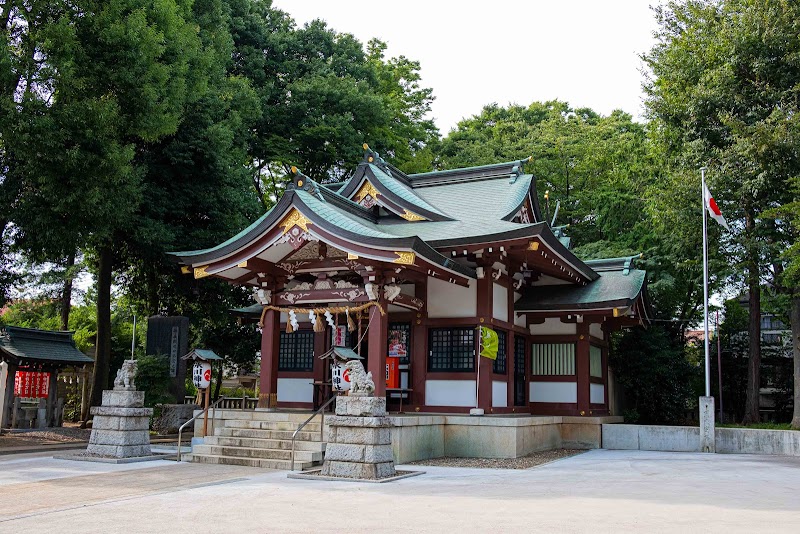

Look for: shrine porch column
[576,321,591,416]
[258,309,280,408]
[367,297,389,398]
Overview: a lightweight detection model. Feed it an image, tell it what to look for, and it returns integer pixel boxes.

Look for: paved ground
[1,449,799,533]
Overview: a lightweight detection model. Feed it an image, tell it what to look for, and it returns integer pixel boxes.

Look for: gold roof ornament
[279,208,312,234]
[355,180,380,202]
[393,251,416,265]
[400,209,426,222]
[194,265,210,279]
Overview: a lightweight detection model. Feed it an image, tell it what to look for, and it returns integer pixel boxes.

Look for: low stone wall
[390,415,621,463]
[602,424,800,456]
[716,427,800,456]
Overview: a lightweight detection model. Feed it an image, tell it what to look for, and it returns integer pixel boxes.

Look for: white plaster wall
[530,381,577,403]
[590,383,605,404]
[492,282,508,322]
[425,380,476,407]
[514,292,526,327]
[277,378,313,403]
[427,277,477,318]
[590,322,603,339]
[529,317,576,335]
[492,380,508,408]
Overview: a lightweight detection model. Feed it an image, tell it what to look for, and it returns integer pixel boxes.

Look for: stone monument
[86,360,153,458]
[320,361,397,480]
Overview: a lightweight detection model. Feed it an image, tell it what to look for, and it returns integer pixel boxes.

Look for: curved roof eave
[428,223,599,281]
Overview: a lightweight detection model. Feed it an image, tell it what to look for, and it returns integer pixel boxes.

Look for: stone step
[221,419,324,432]
[216,427,325,442]
[190,453,315,470]
[192,444,323,462]
[205,436,326,452]
[198,410,324,423]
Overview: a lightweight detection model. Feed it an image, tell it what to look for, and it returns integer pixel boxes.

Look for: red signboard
[14,371,50,398]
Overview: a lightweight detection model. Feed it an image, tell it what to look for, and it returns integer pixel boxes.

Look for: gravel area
[407,449,584,469]
[0,427,90,447]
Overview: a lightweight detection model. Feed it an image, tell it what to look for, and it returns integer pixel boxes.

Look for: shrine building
[170,146,649,416]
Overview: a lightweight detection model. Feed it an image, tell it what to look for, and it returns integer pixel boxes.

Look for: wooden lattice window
[492,330,507,374]
[531,343,575,376]
[590,345,603,378]
[428,327,475,372]
[514,336,526,375]
[278,331,314,372]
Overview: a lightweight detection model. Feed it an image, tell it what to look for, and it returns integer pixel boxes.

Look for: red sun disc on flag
[708,197,722,216]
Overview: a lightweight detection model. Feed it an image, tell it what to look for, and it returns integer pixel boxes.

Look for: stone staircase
[190,410,327,470]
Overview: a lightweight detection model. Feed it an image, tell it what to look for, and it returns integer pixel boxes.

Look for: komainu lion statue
[343,360,375,396]
[114,359,138,390]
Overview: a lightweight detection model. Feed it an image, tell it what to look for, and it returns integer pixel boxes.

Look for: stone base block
[335,396,387,417]
[320,460,396,479]
[89,429,150,447]
[327,415,392,428]
[324,443,394,463]
[328,426,391,445]
[91,415,151,431]
[102,390,144,408]
[85,443,152,458]
[91,406,153,417]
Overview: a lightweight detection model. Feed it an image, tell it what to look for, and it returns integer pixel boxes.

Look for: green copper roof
[183,348,223,361]
[514,269,647,312]
[367,164,448,218]
[0,326,93,365]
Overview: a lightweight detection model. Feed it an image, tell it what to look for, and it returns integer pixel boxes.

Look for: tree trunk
[90,245,113,409]
[213,362,223,401]
[791,294,800,429]
[742,211,761,424]
[60,252,76,330]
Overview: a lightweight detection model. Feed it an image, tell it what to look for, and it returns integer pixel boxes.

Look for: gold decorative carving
[180,266,191,274]
[237,260,248,268]
[194,265,210,279]
[355,180,380,202]
[279,208,312,234]
[347,252,359,260]
[393,251,415,265]
[401,209,426,221]
[528,241,540,251]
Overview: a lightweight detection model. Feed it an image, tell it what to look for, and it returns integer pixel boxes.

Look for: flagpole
[701,167,711,398]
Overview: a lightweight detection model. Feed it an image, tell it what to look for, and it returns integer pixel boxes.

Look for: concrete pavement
[1,449,799,532]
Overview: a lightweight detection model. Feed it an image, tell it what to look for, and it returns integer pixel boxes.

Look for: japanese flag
[703,183,730,231]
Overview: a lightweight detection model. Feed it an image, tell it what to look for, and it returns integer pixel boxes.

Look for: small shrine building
[170,147,649,416]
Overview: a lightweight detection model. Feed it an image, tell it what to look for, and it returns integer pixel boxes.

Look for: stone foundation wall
[390,415,620,463]
[602,424,800,456]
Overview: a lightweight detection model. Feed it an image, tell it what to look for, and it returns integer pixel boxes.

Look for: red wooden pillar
[576,321,591,416]
[476,271,493,411]
[367,297,388,398]
[410,279,427,408]
[258,309,280,408]
[507,281,516,409]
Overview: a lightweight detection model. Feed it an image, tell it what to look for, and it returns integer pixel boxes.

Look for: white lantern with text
[192,361,212,389]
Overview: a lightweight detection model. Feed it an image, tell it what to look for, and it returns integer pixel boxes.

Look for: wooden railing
[183,395,258,410]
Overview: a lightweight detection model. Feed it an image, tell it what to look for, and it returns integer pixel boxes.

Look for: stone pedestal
[86,389,153,458]
[699,395,716,453]
[320,396,396,480]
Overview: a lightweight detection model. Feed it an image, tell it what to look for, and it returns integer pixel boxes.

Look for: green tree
[643,0,800,423]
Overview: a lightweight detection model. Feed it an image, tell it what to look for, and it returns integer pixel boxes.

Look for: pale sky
[272,0,664,134]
